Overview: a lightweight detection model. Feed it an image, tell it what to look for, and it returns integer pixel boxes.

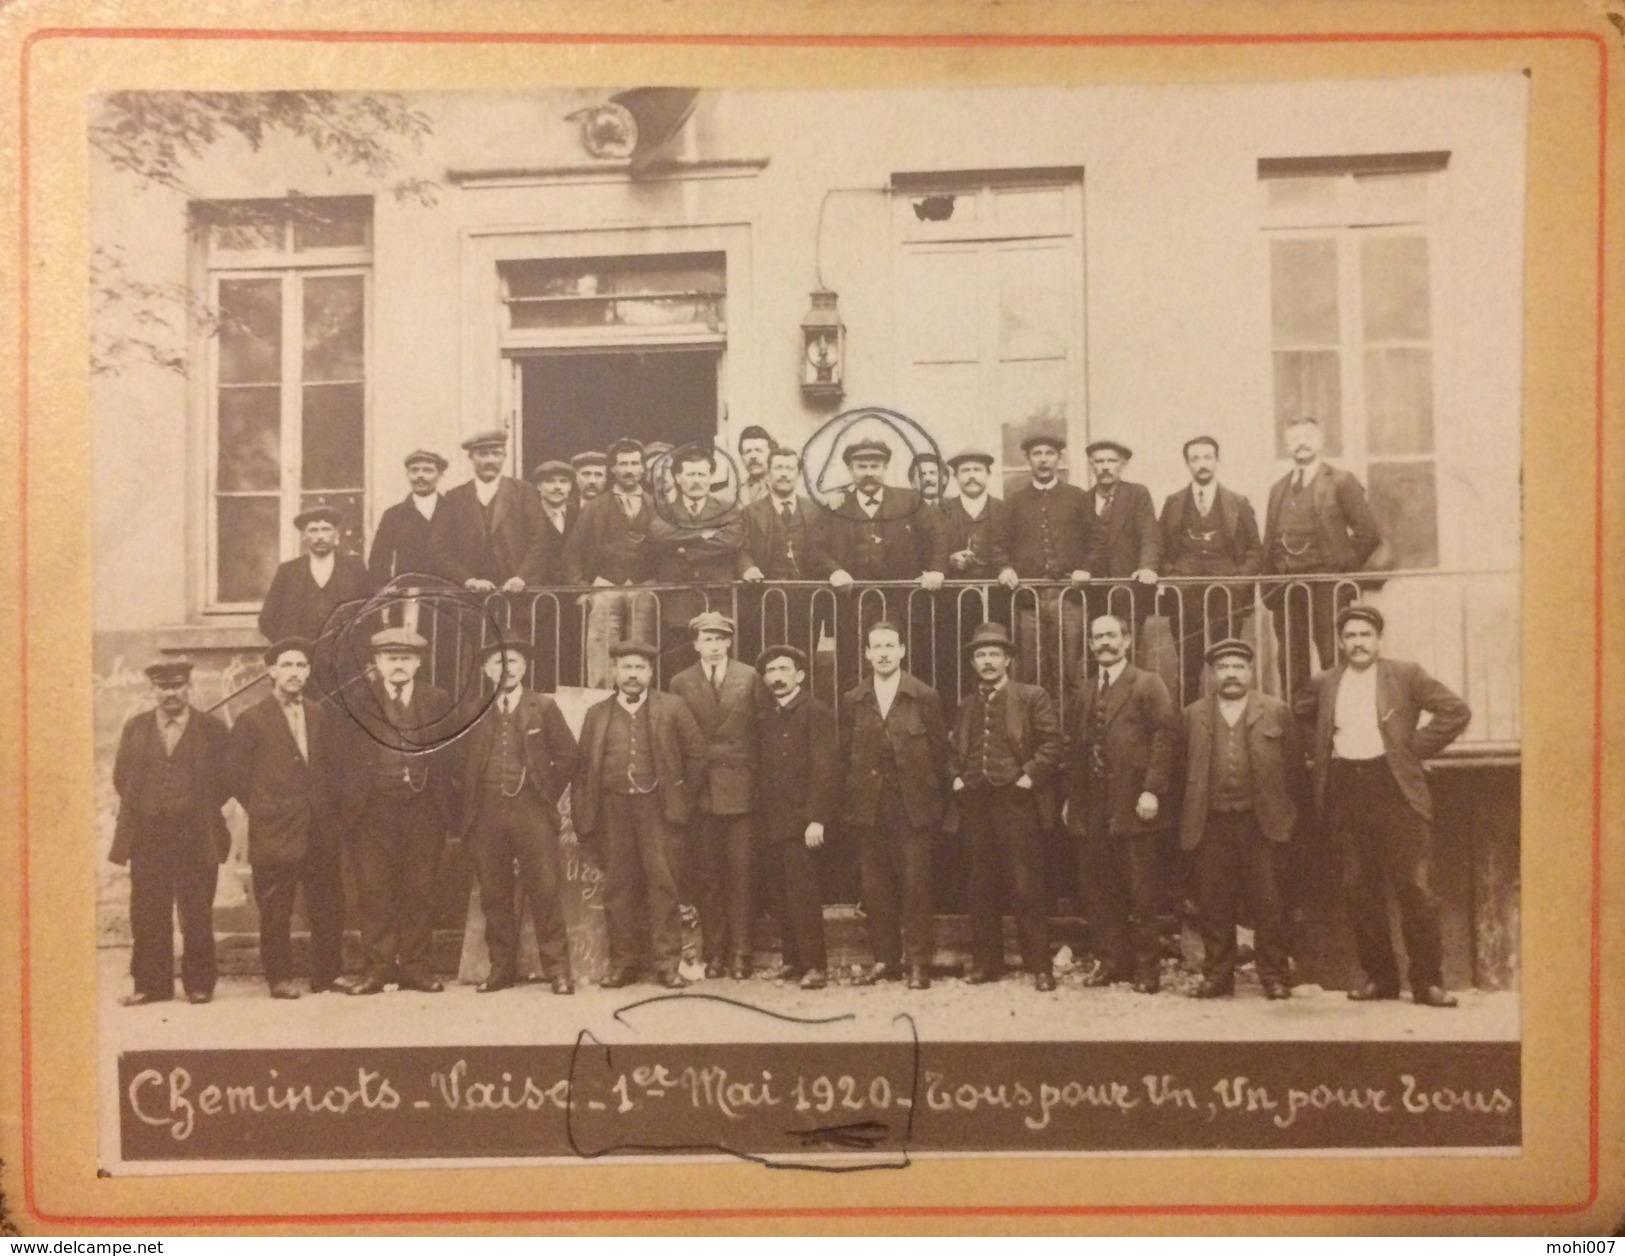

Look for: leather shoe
[852,963,896,986]
[598,970,637,989]
[398,975,444,994]
[270,981,302,1000]
[799,969,827,990]
[704,960,726,979]
[476,976,515,994]
[1413,985,1459,1008]
[729,962,751,981]
[1193,978,1234,999]
[185,990,213,1005]
[1132,979,1160,995]
[1347,981,1401,1002]
[1034,972,1057,993]
[346,977,388,996]
[1262,980,1292,1000]
[119,991,169,1007]
[551,975,576,995]
[906,966,931,990]
[657,970,689,990]
[1080,964,1124,989]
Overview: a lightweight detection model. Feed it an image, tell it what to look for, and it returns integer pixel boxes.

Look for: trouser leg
[176,853,220,997]
[781,838,827,972]
[511,796,570,977]
[252,862,298,988]
[1195,815,1240,985]
[1081,831,1131,975]
[1126,831,1163,983]
[127,822,177,997]
[695,813,726,965]
[722,814,755,965]
[355,805,402,982]
[635,797,684,973]
[962,791,1004,973]
[1243,825,1291,986]
[896,816,934,968]
[1333,768,1401,991]
[1377,783,1444,993]
[856,823,902,969]
[585,593,616,689]
[472,797,520,982]
[600,795,643,975]
[759,835,800,972]
[395,802,443,985]
[1000,788,1050,975]
[302,832,345,987]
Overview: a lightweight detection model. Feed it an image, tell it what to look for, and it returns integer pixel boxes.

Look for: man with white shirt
[528,459,579,578]
[369,450,447,586]
[572,640,709,989]
[1158,436,1264,705]
[1177,638,1299,1000]
[563,438,658,688]
[837,619,952,990]
[258,505,375,665]
[1297,604,1470,1008]
[428,429,552,596]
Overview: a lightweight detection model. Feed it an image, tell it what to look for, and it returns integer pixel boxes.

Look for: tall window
[1261,154,1445,568]
[200,197,371,610]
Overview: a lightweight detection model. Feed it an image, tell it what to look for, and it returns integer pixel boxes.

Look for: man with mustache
[736,425,775,506]
[570,450,608,503]
[258,505,376,696]
[1177,638,1298,1000]
[369,450,448,586]
[1297,604,1470,1008]
[564,438,658,689]
[951,622,1062,991]
[1081,439,1162,639]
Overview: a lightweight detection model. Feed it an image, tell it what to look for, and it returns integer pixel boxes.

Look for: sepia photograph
[86,75,1526,1170]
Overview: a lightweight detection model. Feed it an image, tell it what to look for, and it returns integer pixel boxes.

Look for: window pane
[302,383,364,490]
[216,496,282,603]
[1351,172,1429,220]
[303,274,365,382]
[1364,347,1435,456]
[300,491,365,558]
[1269,238,1339,345]
[1361,235,1430,341]
[1368,461,1439,568]
[211,220,282,253]
[1265,176,1340,213]
[1272,350,1342,457]
[217,278,282,384]
[293,203,371,251]
[217,386,281,491]
[997,243,1068,361]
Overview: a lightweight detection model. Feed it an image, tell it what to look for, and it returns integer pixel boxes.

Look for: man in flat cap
[429,428,552,597]
[332,626,459,995]
[999,433,1096,695]
[1082,439,1162,638]
[530,459,579,579]
[755,644,839,989]
[1297,604,1470,1008]
[1064,613,1178,993]
[572,640,708,988]
[668,611,760,979]
[369,450,448,586]
[1177,638,1298,1000]
[570,451,608,504]
[1158,436,1264,705]
[458,630,580,995]
[736,425,776,506]
[1263,417,1383,695]
[951,623,1063,991]
[227,639,347,998]
[564,438,658,689]
[110,660,232,1006]
[646,445,749,677]
[258,505,376,686]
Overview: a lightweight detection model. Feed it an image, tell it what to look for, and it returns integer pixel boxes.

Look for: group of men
[115,583,1470,1009]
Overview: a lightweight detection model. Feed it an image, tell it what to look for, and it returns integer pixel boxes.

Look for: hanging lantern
[800,288,845,403]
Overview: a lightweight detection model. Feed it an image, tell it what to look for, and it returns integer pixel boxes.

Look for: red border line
[19,24,1607,1227]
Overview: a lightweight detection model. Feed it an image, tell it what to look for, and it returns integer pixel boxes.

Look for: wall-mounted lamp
[800,288,846,404]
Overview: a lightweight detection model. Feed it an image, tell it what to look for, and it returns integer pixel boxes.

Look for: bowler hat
[292,505,341,531]
[1335,603,1385,635]
[1204,637,1254,665]
[965,622,1016,655]
[842,438,893,465]
[608,639,659,661]
[370,626,428,654]
[262,637,315,667]
[479,629,533,659]
[688,610,736,638]
[144,660,193,685]
[1085,439,1134,460]
[460,428,509,452]
[403,449,449,471]
[756,644,809,672]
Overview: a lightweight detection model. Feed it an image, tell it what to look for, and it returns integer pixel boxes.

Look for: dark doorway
[518,349,720,471]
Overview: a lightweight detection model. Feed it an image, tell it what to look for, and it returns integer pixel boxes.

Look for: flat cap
[479,628,533,658]
[965,621,1016,654]
[756,644,809,672]
[529,459,575,481]
[571,450,608,469]
[1204,637,1254,665]
[144,660,193,685]
[842,438,893,465]
[370,626,428,653]
[607,437,645,461]
[1336,603,1385,634]
[1085,439,1134,460]
[403,449,448,471]
[460,428,509,451]
[947,447,996,470]
[689,610,736,637]
[1020,432,1065,454]
[263,636,315,666]
[608,639,659,661]
[292,505,341,531]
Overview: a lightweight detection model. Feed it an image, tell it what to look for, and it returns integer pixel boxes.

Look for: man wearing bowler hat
[754,644,839,990]
[1082,439,1162,637]
[369,449,448,586]
[228,638,347,998]
[999,433,1096,695]
[668,611,760,979]
[935,448,1011,702]
[258,503,376,659]
[1177,638,1298,1000]
[570,451,608,503]
[459,630,580,995]
[1297,604,1470,1008]
[572,640,708,988]
[951,623,1063,991]
[109,660,232,1006]
[333,626,459,995]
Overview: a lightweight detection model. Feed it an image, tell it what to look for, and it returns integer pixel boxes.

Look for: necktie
[1098,491,1112,517]
[711,666,724,695]
[1090,671,1109,778]
[390,683,407,718]
[1294,469,1305,491]
[781,502,794,524]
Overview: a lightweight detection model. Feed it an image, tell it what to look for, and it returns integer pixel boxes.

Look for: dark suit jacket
[258,553,375,644]
[741,494,818,579]
[1004,481,1096,578]
[668,658,759,817]
[428,477,552,587]
[950,678,1064,826]
[935,495,1010,580]
[645,495,749,586]
[227,695,338,865]
[1158,484,1264,578]
[1177,691,1300,849]
[808,486,948,581]
[562,490,652,586]
[368,495,441,585]
[572,690,708,839]
[1263,463,1383,573]
[1064,663,1178,837]
[456,688,579,835]
[110,707,232,866]
[755,689,839,842]
[1086,481,1163,578]
[332,677,459,831]
[1297,658,1470,822]
[838,671,951,830]
[537,498,579,585]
